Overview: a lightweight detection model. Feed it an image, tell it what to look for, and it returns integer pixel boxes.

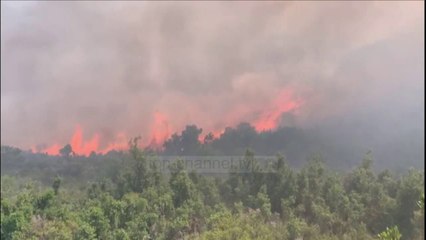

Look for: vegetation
[1,139,424,240]
[377,226,402,240]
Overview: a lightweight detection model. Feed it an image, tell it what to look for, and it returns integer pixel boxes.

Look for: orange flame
[97,132,129,154]
[146,111,170,149]
[43,144,62,155]
[33,89,302,155]
[35,126,127,156]
[254,89,301,131]
[70,125,99,156]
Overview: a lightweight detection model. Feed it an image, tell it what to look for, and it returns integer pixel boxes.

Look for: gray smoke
[1,1,423,166]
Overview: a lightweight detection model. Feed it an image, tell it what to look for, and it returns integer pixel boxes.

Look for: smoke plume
[1,2,423,164]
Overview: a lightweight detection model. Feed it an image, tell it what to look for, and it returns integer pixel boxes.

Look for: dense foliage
[1,141,424,240]
[3,122,421,173]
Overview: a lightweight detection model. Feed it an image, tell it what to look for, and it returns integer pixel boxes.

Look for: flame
[199,129,224,142]
[35,126,127,156]
[32,89,302,155]
[97,132,128,154]
[30,146,37,153]
[70,125,99,156]
[253,89,301,131]
[43,144,62,155]
[146,111,170,149]
[31,144,61,155]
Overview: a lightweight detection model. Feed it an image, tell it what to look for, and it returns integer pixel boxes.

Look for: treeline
[162,123,317,159]
[2,121,422,172]
[159,123,420,171]
[1,140,424,239]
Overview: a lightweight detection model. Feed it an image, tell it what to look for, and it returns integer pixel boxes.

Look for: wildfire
[70,125,99,155]
[32,89,301,156]
[253,89,301,131]
[146,112,170,150]
[44,144,62,155]
[34,126,128,156]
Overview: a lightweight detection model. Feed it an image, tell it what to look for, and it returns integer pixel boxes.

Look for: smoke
[1,2,424,161]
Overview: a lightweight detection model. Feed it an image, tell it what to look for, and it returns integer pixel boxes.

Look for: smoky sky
[1,1,424,160]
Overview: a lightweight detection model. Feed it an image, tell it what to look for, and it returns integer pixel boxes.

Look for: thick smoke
[1,2,424,165]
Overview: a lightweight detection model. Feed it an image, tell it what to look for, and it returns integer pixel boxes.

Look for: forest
[1,137,424,240]
[2,1,424,240]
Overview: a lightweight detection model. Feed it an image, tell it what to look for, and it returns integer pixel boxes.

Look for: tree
[395,169,424,239]
[83,206,109,239]
[417,194,424,209]
[59,144,73,158]
[377,226,402,240]
[162,125,203,155]
[169,160,198,208]
[52,176,62,195]
[1,143,425,240]
[203,133,215,145]
[251,185,272,218]
[412,194,425,239]
[180,125,203,155]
